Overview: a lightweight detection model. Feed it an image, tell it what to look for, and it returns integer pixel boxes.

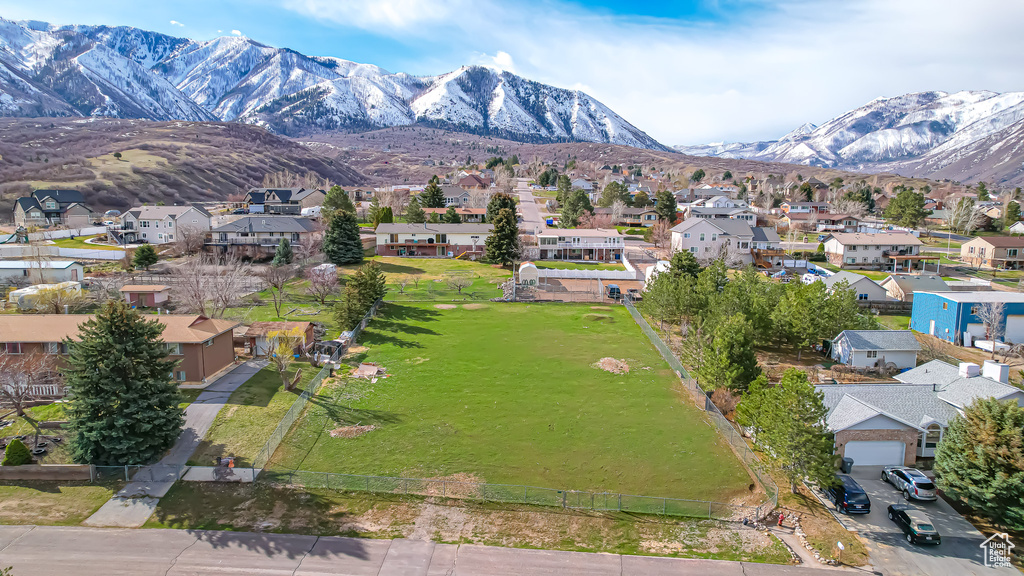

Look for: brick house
[0,314,238,384]
[375,223,493,258]
[244,188,326,215]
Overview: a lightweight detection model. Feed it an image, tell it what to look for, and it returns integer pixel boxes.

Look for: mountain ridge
[0,18,670,151]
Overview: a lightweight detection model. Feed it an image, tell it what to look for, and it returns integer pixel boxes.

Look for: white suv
[881,466,937,501]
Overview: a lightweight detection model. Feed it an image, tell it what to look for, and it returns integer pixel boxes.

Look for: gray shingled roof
[212,216,317,234]
[752,227,780,243]
[818,383,959,431]
[823,271,881,290]
[895,360,1024,408]
[836,330,921,351]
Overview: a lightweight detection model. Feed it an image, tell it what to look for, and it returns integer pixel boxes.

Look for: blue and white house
[910,291,1024,345]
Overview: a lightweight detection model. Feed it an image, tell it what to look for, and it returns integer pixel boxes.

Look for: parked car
[606,284,621,300]
[887,504,941,545]
[826,474,871,514]
[231,208,248,215]
[881,466,937,501]
[626,288,642,301]
[817,234,828,241]
[101,220,114,226]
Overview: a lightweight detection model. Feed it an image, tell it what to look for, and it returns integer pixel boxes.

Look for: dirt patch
[329,425,377,438]
[590,306,612,310]
[462,304,488,310]
[346,345,368,355]
[434,304,457,309]
[583,313,613,322]
[593,357,630,374]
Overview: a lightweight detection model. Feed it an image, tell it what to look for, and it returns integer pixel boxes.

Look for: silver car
[882,466,937,501]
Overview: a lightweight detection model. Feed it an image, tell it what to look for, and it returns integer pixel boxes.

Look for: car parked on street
[826,474,871,514]
[881,466,937,501]
[887,504,941,545]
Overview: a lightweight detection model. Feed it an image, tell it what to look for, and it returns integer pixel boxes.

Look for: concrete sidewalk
[0,525,845,576]
[84,360,267,528]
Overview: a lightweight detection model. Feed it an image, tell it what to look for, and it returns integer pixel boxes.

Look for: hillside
[0,118,365,216]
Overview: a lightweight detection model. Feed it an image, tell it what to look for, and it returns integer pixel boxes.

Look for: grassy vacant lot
[272,303,753,503]
[147,482,791,563]
[345,257,510,301]
[0,482,120,525]
[189,365,317,467]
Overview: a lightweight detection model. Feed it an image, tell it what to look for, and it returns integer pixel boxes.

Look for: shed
[241,321,315,356]
[831,330,921,370]
[120,285,171,308]
[0,260,83,283]
[518,262,539,285]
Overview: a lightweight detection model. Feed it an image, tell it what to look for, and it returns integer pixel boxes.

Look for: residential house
[593,206,660,227]
[880,274,949,303]
[670,219,782,268]
[960,236,1024,269]
[244,188,326,215]
[781,201,829,214]
[13,190,94,228]
[206,216,319,259]
[0,260,83,284]
[823,232,933,271]
[375,223,493,258]
[818,360,1024,466]
[686,206,756,223]
[239,321,315,356]
[422,207,486,223]
[822,271,888,301]
[458,174,491,190]
[570,178,595,192]
[779,212,860,233]
[910,291,1024,344]
[120,285,171,308]
[0,314,238,384]
[1009,221,1024,235]
[441,185,472,207]
[536,228,624,262]
[697,196,747,209]
[831,330,920,370]
[120,204,212,245]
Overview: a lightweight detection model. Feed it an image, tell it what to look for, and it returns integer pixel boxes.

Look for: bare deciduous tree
[293,219,326,265]
[831,197,869,218]
[88,275,127,304]
[305,266,338,305]
[946,197,984,235]
[445,275,473,294]
[258,265,295,318]
[578,212,614,229]
[394,275,410,294]
[0,351,63,448]
[173,253,252,318]
[976,301,1006,357]
[32,286,88,314]
[174,224,207,256]
[262,169,331,191]
[648,220,671,248]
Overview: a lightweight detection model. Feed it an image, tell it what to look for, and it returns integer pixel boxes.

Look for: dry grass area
[148,483,792,563]
[0,481,122,525]
[915,332,1024,371]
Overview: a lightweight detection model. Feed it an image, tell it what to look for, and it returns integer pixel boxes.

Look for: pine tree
[486,193,516,223]
[333,262,388,330]
[444,206,462,224]
[934,398,1024,529]
[695,314,761,392]
[884,189,931,228]
[323,210,364,265]
[654,189,677,222]
[722,170,732,179]
[598,182,629,207]
[420,175,445,208]
[556,175,571,203]
[406,197,426,223]
[323,185,355,216]
[560,189,593,228]
[632,190,652,208]
[272,238,293,266]
[485,207,520,266]
[1006,201,1021,228]
[379,206,394,224]
[690,168,705,183]
[668,250,701,280]
[368,196,383,227]
[1,438,31,466]
[64,300,183,465]
[133,243,158,270]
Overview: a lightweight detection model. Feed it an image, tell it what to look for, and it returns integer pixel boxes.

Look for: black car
[231,208,248,214]
[887,504,941,545]
[826,474,871,514]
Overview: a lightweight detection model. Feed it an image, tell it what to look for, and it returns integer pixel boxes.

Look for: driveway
[830,466,1017,576]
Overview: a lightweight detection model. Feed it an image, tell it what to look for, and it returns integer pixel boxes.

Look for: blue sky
[1,0,1021,144]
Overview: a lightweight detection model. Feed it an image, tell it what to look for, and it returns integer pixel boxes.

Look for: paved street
[825,467,1017,576]
[516,178,545,235]
[0,525,844,576]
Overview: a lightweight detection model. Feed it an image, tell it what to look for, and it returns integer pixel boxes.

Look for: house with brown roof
[239,321,315,356]
[824,232,935,271]
[422,207,486,223]
[960,236,1024,269]
[120,285,171,308]
[457,174,491,190]
[0,314,238,384]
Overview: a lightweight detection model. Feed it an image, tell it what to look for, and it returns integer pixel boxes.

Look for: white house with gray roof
[206,216,318,259]
[818,359,1024,466]
[831,329,920,369]
[670,218,782,268]
[821,271,888,301]
[121,204,212,245]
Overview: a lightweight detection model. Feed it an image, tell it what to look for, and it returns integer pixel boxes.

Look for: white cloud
[169,20,184,27]
[280,0,1024,145]
[231,29,243,36]
[472,50,516,73]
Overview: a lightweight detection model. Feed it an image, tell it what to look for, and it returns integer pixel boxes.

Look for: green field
[48,234,122,250]
[271,303,752,502]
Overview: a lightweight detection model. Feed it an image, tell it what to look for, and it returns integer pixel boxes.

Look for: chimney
[982,359,1010,384]
[958,362,980,378]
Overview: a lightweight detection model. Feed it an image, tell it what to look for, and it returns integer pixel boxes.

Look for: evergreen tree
[977,181,990,201]
[934,398,1024,530]
[654,189,677,222]
[690,168,705,183]
[406,197,427,223]
[736,369,835,493]
[722,170,732,180]
[64,300,183,465]
[1,438,31,466]
[378,206,394,224]
[272,238,293,266]
[444,206,462,224]
[556,175,572,203]
[884,189,931,228]
[632,190,652,208]
[323,185,355,216]
[509,154,519,165]
[333,262,387,330]
[668,250,701,280]
[1006,201,1020,227]
[695,313,761,392]
[323,211,364,265]
[420,175,445,208]
[560,189,593,228]
[486,193,516,223]
[132,243,158,270]
[368,196,383,226]
[485,207,520,266]
[598,182,630,207]
[428,211,441,223]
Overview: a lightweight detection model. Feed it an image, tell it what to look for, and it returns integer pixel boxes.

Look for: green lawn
[189,365,318,467]
[48,234,122,250]
[270,303,753,502]
[0,482,121,525]
[615,226,647,236]
[533,262,626,271]
[878,314,911,330]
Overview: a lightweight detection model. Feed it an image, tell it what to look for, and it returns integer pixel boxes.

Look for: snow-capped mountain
[0,18,669,150]
[676,91,1024,184]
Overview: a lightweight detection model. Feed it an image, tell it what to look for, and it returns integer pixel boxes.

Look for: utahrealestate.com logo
[981,533,1014,568]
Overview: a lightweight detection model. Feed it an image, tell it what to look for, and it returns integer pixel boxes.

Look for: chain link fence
[623,299,778,516]
[259,469,759,521]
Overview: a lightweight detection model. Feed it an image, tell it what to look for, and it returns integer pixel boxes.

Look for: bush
[2,438,32,466]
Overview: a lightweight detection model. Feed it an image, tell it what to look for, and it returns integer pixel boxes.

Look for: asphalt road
[516,179,545,235]
[829,467,1017,576]
[0,525,842,576]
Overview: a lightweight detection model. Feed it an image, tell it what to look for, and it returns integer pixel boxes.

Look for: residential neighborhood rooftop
[882,274,949,292]
[827,232,923,245]
[834,330,921,351]
[212,216,318,233]
[894,360,1023,408]
[0,260,80,269]
[0,314,238,344]
[916,291,1024,303]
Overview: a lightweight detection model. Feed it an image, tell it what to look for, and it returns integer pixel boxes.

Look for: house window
[165,343,183,355]
[204,339,214,348]
[942,302,948,310]
[46,342,69,355]
[389,234,398,243]
[699,233,705,241]
[141,221,150,228]
[924,424,941,448]
[2,343,23,354]
[1010,249,1019,258]
[45,201,56,209]
[292,233,300,241]
[866,350,878,358]
[969,246,975,254]
[849,245,857,251]
[858,293,869,300]
[980,248,986,256]
[971,305,980,315]
[167,221,173,228]
[711,234,718,241]
[174,371,187,382]
[689,247,697,253]
[683,233,690,239]
[540,237,556,245]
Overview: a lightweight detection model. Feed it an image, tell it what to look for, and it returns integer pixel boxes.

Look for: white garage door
[1005,315,1024,344]
[843,441,905,466]
[966,322,986,342]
